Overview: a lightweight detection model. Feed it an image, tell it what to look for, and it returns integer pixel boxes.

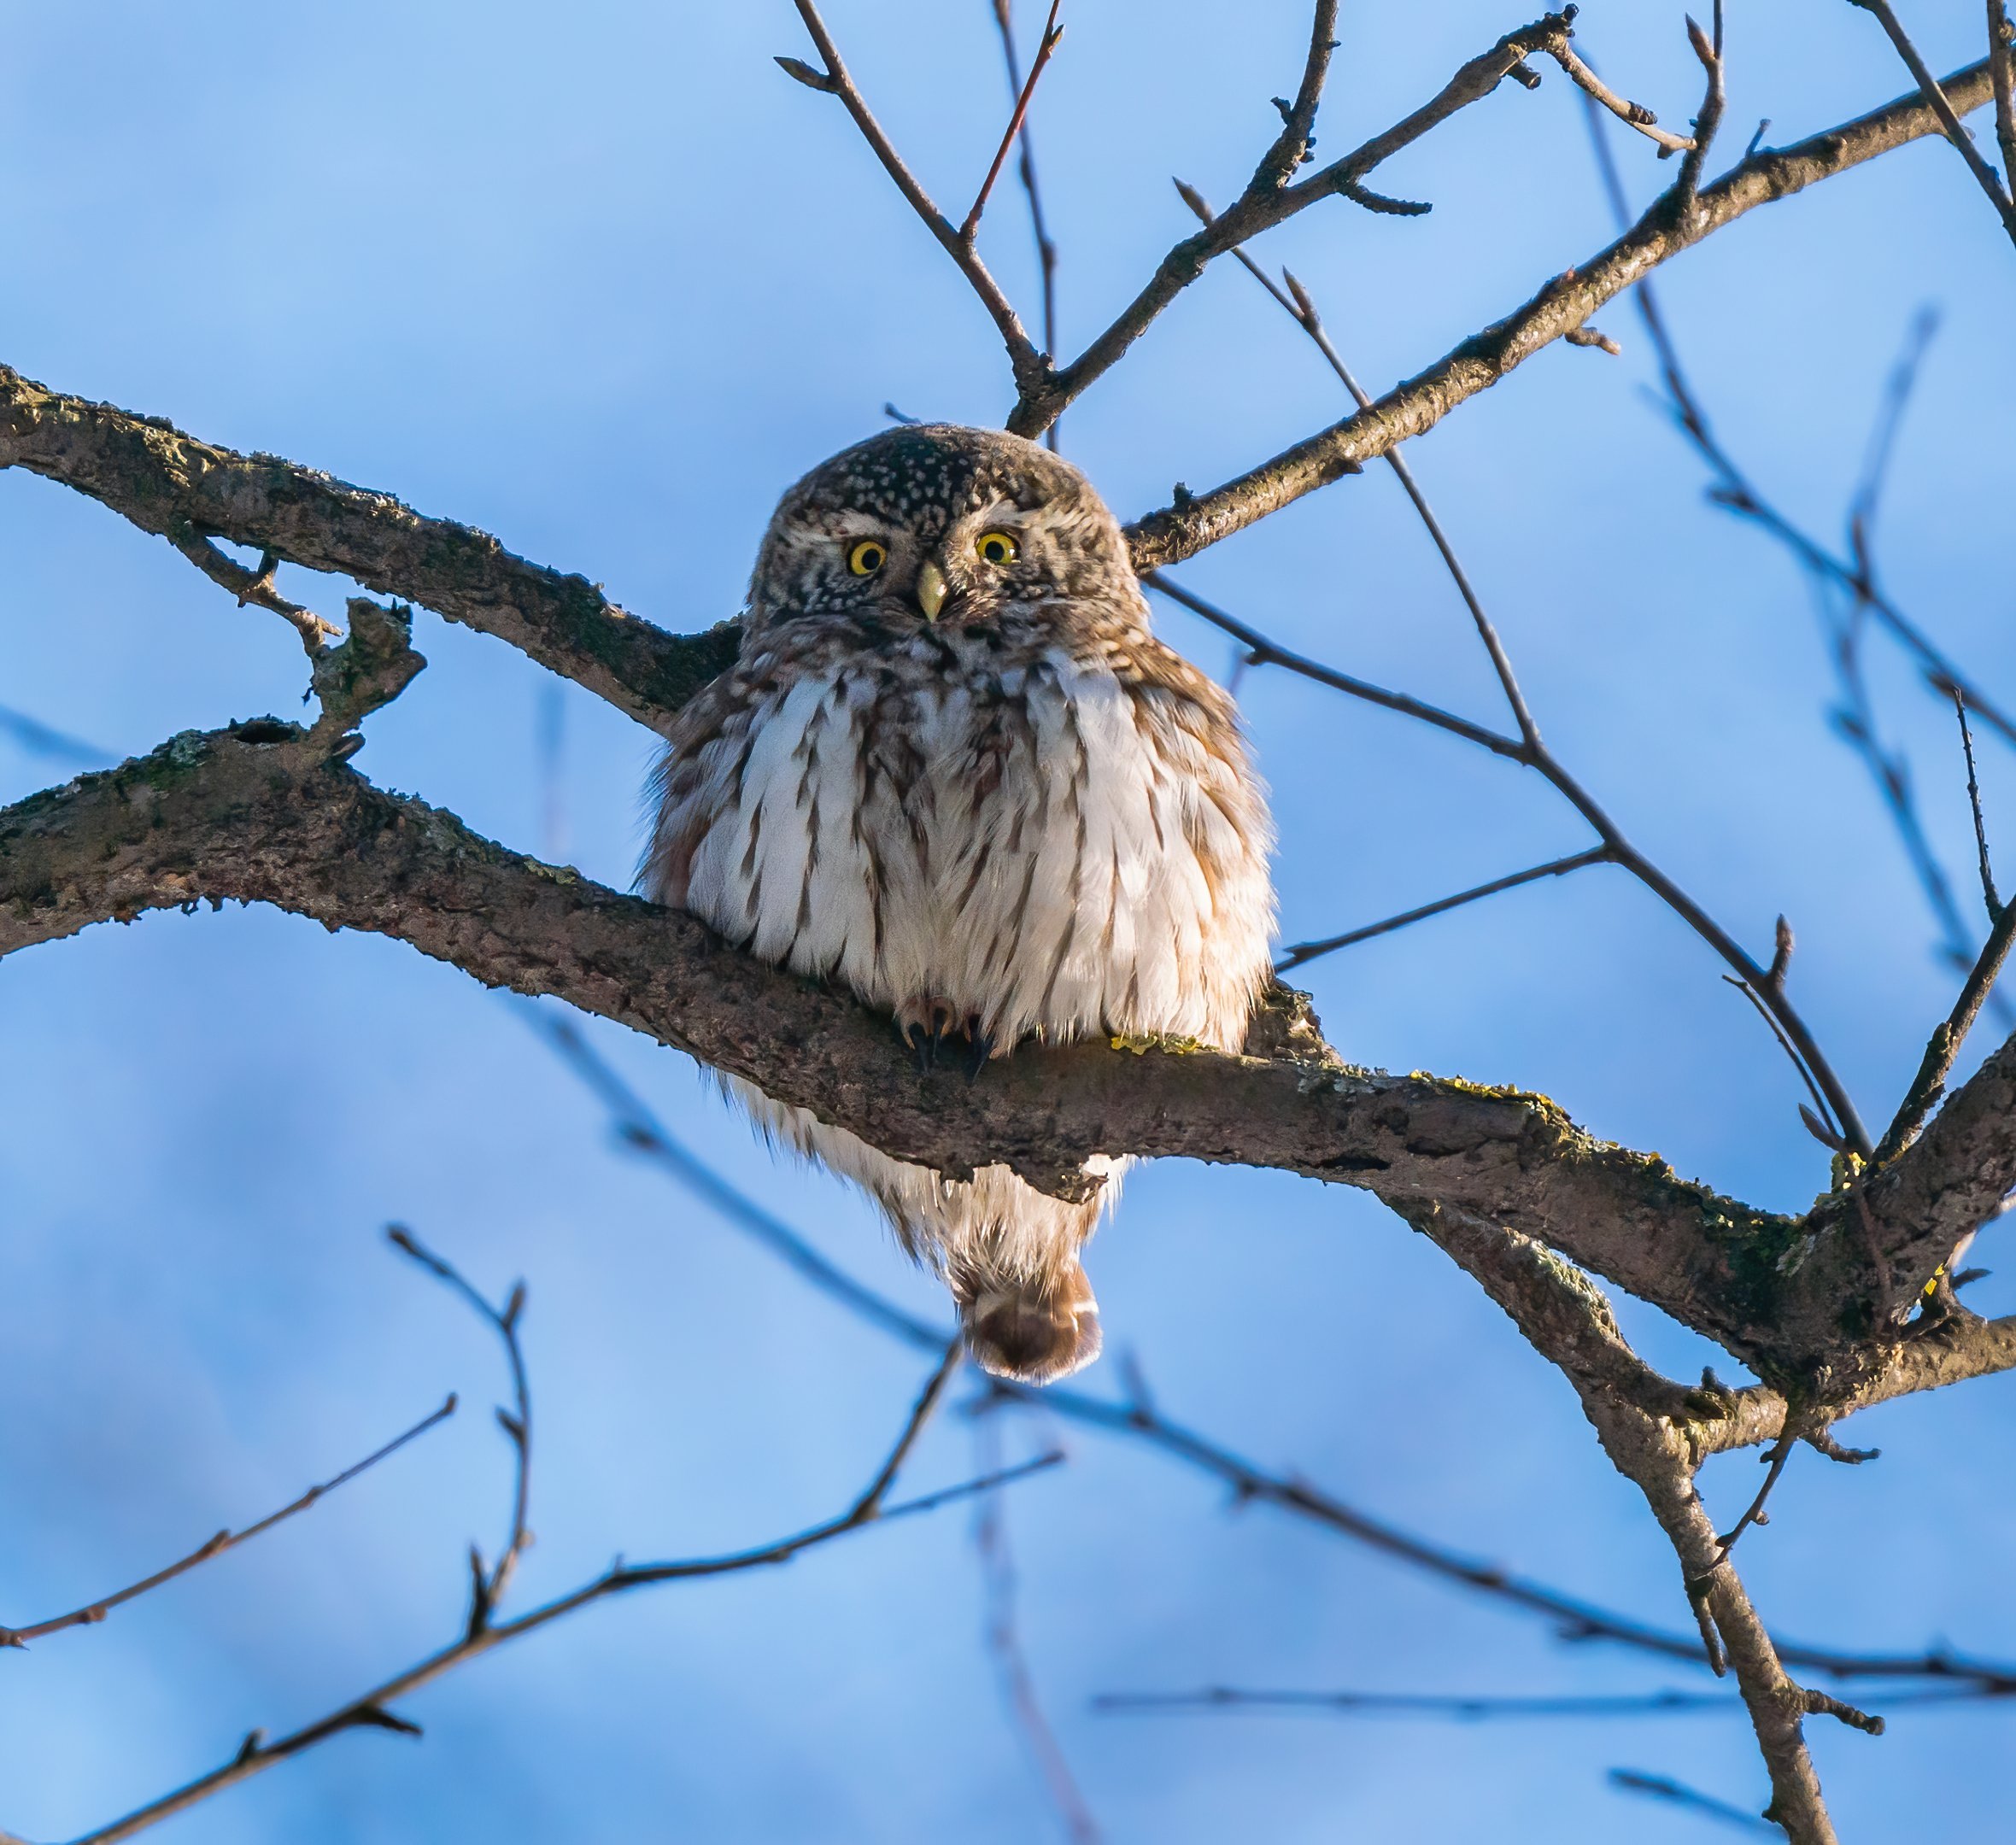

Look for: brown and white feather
[645,427,1274,1382]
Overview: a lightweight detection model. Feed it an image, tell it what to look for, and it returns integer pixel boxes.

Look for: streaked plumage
[645,425,1274,1381]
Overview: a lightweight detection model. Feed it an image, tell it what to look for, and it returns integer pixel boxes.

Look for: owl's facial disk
[751,425,1138,643]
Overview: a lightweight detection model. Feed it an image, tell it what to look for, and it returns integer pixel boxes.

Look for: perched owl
[645,426,1275,1383]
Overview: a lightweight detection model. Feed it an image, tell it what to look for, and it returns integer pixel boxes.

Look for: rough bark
[5,673,2010,1393]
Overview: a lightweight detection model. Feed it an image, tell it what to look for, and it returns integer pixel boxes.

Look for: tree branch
[9,691,2016,1391]
[1848,0,2016,244]
[783,0,1046,394]
[0,1396,454,1649]
[1010,8,1683,435]
[1399,1199,1869,1843]
[1122,56,2003,568]
[43,1339,1051,1845]
[530,1004,2016,1694]
[0,365,738,735]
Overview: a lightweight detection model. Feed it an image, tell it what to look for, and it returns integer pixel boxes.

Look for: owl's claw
[897,998,956,1073]
[964,1022,996,1085]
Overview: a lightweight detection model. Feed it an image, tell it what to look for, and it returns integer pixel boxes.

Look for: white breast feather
[658,646,1274,1287]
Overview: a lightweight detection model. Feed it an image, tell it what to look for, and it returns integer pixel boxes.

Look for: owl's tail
[957,1260,1103,1385]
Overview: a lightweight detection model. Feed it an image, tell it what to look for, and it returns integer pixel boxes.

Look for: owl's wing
[642,666,765,909]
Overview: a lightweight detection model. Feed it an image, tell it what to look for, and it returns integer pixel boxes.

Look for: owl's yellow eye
[847,538,888,577]
[975,530,1019,566]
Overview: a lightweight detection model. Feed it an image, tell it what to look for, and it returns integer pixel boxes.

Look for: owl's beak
[915,558,950,623]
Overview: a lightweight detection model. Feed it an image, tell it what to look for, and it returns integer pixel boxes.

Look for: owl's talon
[964,1026,996,1085]
[897,998,956,1073]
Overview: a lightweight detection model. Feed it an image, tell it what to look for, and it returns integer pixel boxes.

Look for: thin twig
[1550,24,1697,152]
[1249,0,1342,194]
[1123,56,2006,566]
[385,1227,534,1619]
[963,1,1062,243]
[50,1340,1050,1845]
[1141,571,1525,760]
[1170,181,1539,748]
[1955,690,2001,918]
[0,703,111,770]
[0,1397,456,1648]
[973,1414,1104,1844]
[1673,6,1726,203]
[1144,575,1872,1157]
[784,0,1045,390]
[989,0,1063,448]
[1167,183,1870,1147]
[1722,976,1842,1150]
[1099,1686,1749,1719]
[1992,0,2016,198]
[1585,96,2016,1040]
[1873,893,2016,1164]
[1814,312,2005,1009]
[1609,1769,1779,1836]
[1275,849,1613,973]
[1013,5,1700,435]
[1712,1426,1798,1559]
[1585,125,2016,749]
[1849,0,2016,243]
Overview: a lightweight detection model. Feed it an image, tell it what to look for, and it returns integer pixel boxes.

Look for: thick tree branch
[1403,1200,1869,1843]
[7,692,2015,1393]
[0,366,738,735]
[538,1005,2016,1691]
[1123,57,2002,568]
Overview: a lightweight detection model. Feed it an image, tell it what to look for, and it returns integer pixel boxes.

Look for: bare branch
[1275,849,1612,973]
[1017,8,1650,435]
[1550,30,1697,153]
[1609,1770,1779,1836]
[0,364,739,735]
[1955,689,2002,918]
[165,535,341,654]
[1143,570,1523,759]
[0,1396,455,1649]
[1404,1199,1856,1842]
[385,1227,536,1620]
[1123,56,2005,567]
[1673,8,1727,204]
[1099,1686,1748,1719]
[988,0,1063,452]
[973,1415,1103,1843]
[1249,0,1342,194]
[530,1002,2016,1697]
[784,0,1045,390]
[1992,0,2016,197]
[1872,894,2016,1165]
[1849,0,2016,243]
[963,1,1063,243]
[12,703,2012,1378]
[50,1344,1055,1845]
[1148,574,1871,1157]
[1169,186,1540,749]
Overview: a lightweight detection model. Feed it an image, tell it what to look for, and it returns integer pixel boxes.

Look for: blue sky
[2,3,2013,1839]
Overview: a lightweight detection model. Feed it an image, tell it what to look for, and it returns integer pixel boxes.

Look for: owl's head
[747,425,1141,641]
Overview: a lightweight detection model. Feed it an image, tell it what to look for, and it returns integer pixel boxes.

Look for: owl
[645,426,1275,1383]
